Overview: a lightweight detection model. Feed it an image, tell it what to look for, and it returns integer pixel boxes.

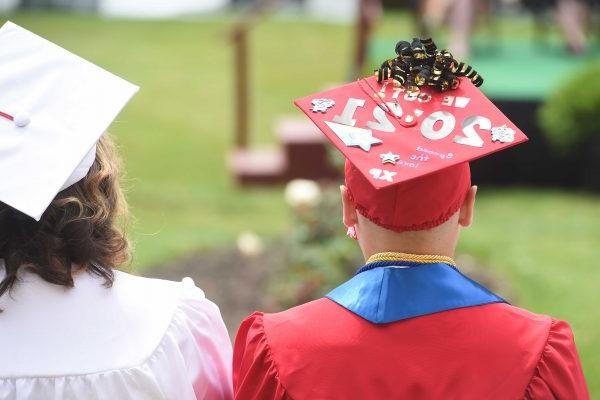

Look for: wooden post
[233,27,249,149]
[229,0,279,150]
[352,0,382,80]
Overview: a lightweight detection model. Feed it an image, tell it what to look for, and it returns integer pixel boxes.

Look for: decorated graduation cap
[0,21,138,221]
[295,38,527,231]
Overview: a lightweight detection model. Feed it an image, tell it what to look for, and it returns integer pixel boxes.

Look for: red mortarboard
[294,50,527,231]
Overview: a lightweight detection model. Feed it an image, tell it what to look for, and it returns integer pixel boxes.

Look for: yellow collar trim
[367,252,456,266]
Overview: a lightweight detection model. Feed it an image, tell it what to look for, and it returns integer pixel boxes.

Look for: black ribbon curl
[376,38,483,92]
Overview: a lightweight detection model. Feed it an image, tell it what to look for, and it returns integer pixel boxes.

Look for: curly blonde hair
[0,134,130,303]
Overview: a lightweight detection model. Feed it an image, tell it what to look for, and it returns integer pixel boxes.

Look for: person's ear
[458,185,477,227]
[340,185,359,228]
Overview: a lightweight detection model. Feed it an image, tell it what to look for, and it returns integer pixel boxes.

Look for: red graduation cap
[294,44,527,231]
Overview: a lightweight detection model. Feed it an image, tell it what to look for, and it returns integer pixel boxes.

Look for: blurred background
[2,0,599,394]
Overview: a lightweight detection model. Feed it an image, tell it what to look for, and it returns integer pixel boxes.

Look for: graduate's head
[0,22,138,303]
[293,37,526,258]
[0,134,130,300]
[340,160,477,258]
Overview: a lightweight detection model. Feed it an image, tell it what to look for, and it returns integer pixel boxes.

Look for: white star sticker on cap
[491,124,515,143]
[324,121,382,152]
[311,98,335,113]
[379,151,400,165]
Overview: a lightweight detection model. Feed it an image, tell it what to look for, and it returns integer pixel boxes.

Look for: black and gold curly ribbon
[375,38,483,92]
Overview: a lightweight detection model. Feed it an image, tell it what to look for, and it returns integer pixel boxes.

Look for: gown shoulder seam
[261,314,295,400]
[522,317,556,398]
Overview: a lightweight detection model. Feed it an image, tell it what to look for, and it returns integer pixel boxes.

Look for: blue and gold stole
[326,252,506,324]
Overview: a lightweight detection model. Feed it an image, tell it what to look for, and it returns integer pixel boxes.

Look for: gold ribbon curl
[376,38,484,93]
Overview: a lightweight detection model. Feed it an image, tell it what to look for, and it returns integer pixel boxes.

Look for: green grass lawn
[5,11,600,394]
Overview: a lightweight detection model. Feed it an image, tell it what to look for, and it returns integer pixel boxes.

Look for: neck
[357,217,459,262]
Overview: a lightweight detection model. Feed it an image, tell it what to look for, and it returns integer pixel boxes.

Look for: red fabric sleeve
[233,312,291,400]
[524,319,589,399]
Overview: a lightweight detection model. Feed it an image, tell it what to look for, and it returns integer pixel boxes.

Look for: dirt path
[144,246,286,338]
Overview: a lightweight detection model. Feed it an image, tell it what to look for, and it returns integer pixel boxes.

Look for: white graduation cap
[0,21,139,221]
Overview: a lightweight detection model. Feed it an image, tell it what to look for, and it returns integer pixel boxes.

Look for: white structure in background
[304,0,358,23]
[99,0,229,19]
[0,0,19,12]
[285,179,322,209]
[237,231,265,258]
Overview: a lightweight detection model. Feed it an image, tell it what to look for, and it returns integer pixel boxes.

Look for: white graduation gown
[0,263,233,400]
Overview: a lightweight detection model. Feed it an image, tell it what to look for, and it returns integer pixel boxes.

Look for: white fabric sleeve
[175,279,233,400]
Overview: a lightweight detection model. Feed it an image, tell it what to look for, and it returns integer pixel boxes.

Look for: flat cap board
[294,76,527,189]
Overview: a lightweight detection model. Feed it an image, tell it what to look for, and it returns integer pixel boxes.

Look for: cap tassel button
[14,112,31,128]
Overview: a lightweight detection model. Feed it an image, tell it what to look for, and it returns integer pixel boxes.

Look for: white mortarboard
[0,21,139,221]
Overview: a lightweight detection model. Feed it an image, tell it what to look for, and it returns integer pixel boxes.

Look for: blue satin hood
[326,262,506,324]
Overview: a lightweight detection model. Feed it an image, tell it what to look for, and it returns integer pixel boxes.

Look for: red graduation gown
[233,299,589,399]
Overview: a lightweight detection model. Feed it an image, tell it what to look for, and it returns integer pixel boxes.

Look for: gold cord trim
[367,252,456,266]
